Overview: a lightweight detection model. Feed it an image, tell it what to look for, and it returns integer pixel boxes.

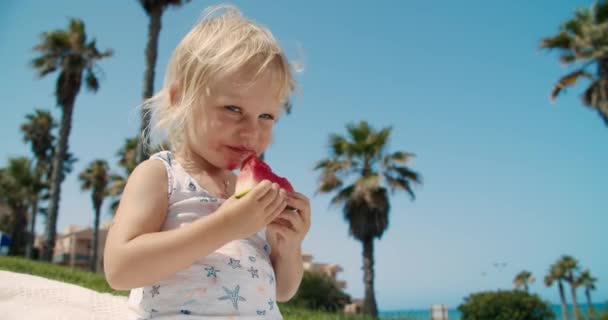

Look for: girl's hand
[217,180,288,239]
[267,192,311,252]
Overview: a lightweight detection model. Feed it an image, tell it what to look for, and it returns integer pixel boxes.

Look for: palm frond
[577,270,597,290]
[390,166,422,184]
[84,68,99,92]
[33,31,71,53]
[369,126,392,162]
[68,18,86,48]
[31,55,59,77]
[354,174,381,195]
[566,8,592,37]
[346,121,371,145]
[329,185,354,207]
[582,79,608,124]
[540,31,574,50]
[329,134,350,157]
[384,174,416,199]
[317,171,343,194]
[550,69,592,101]
[382,151,416,168]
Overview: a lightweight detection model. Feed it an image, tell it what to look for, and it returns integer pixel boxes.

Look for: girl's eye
[225,105,241,113]
[259,114,275,120]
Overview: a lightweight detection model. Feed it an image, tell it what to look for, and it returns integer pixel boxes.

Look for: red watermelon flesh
[235,155,294,199]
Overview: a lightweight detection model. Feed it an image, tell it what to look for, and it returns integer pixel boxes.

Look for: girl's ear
[169,83,181,106]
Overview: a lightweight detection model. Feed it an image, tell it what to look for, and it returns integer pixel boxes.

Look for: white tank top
[127,151,281,319]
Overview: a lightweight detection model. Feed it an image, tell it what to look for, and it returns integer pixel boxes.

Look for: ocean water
[379,303,608,320]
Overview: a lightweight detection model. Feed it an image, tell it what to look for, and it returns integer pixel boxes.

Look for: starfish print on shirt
[218,285,246,310]
[247,266,259,278]
[204,266,220,278]
[228,257,242,269]
[150,285,160,297]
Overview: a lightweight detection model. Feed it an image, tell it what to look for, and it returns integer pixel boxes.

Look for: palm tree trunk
[25,197,38,259]
[585,288,594,318]
[362,237,378,318]
[9,206,27,256]
[137,5,162,164]
[558,280,570,320]
[599,58,608,78]
[570,283,582,320]
[599,58,608,125]
[90,200,101,273]
[41,102,74,261]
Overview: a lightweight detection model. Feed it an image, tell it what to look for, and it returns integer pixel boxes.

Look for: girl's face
[185,69,284,170]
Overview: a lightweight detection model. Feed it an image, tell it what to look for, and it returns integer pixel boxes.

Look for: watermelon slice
[235,155,294,199]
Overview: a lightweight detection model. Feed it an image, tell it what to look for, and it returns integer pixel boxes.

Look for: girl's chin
[226,162,239,170]
[224,156,245,170]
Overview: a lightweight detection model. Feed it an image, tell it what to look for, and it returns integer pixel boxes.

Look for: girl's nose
[237,117,258,139]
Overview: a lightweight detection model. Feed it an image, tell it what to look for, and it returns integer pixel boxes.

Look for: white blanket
[0,270,131,319]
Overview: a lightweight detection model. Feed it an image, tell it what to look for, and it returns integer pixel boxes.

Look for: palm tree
[314,121,421,318]
[136,0,191,164]
[108,137,138,213]
[577,269,597,318]
[557,255,583,320]
[540,0,608,126]
[31,18,112,261]
[0,158,36,256]
[78,160,110,272]
[514,270,535,292]
[545,258,571,320]
[20,109,55,259]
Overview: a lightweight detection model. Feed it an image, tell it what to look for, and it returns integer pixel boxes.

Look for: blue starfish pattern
[257,310,266,315]
[218,285,246,310]
[268,298,275,310]
[247,266,259,278]
[204,266,220,278]
[180,309,192,315]
[267,272,274,284]
[249,256,256,262]
[150,285,160,297]
[263,244,271,254]
[228,257,242,269]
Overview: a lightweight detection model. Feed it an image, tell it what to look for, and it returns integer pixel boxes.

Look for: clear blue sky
[1,0,607,311]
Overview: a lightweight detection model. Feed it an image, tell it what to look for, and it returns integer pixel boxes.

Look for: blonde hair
[142,4,297,152]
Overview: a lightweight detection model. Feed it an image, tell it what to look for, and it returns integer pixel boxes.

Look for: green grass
[0,256,381,319]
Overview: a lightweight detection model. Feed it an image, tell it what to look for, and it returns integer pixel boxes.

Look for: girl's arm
[103,159,235,290]
[104,159,284,290]
[267,193,311,301]
[269,240,304,302]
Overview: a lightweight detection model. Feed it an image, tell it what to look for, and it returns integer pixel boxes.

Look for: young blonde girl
[104,5,310,319]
